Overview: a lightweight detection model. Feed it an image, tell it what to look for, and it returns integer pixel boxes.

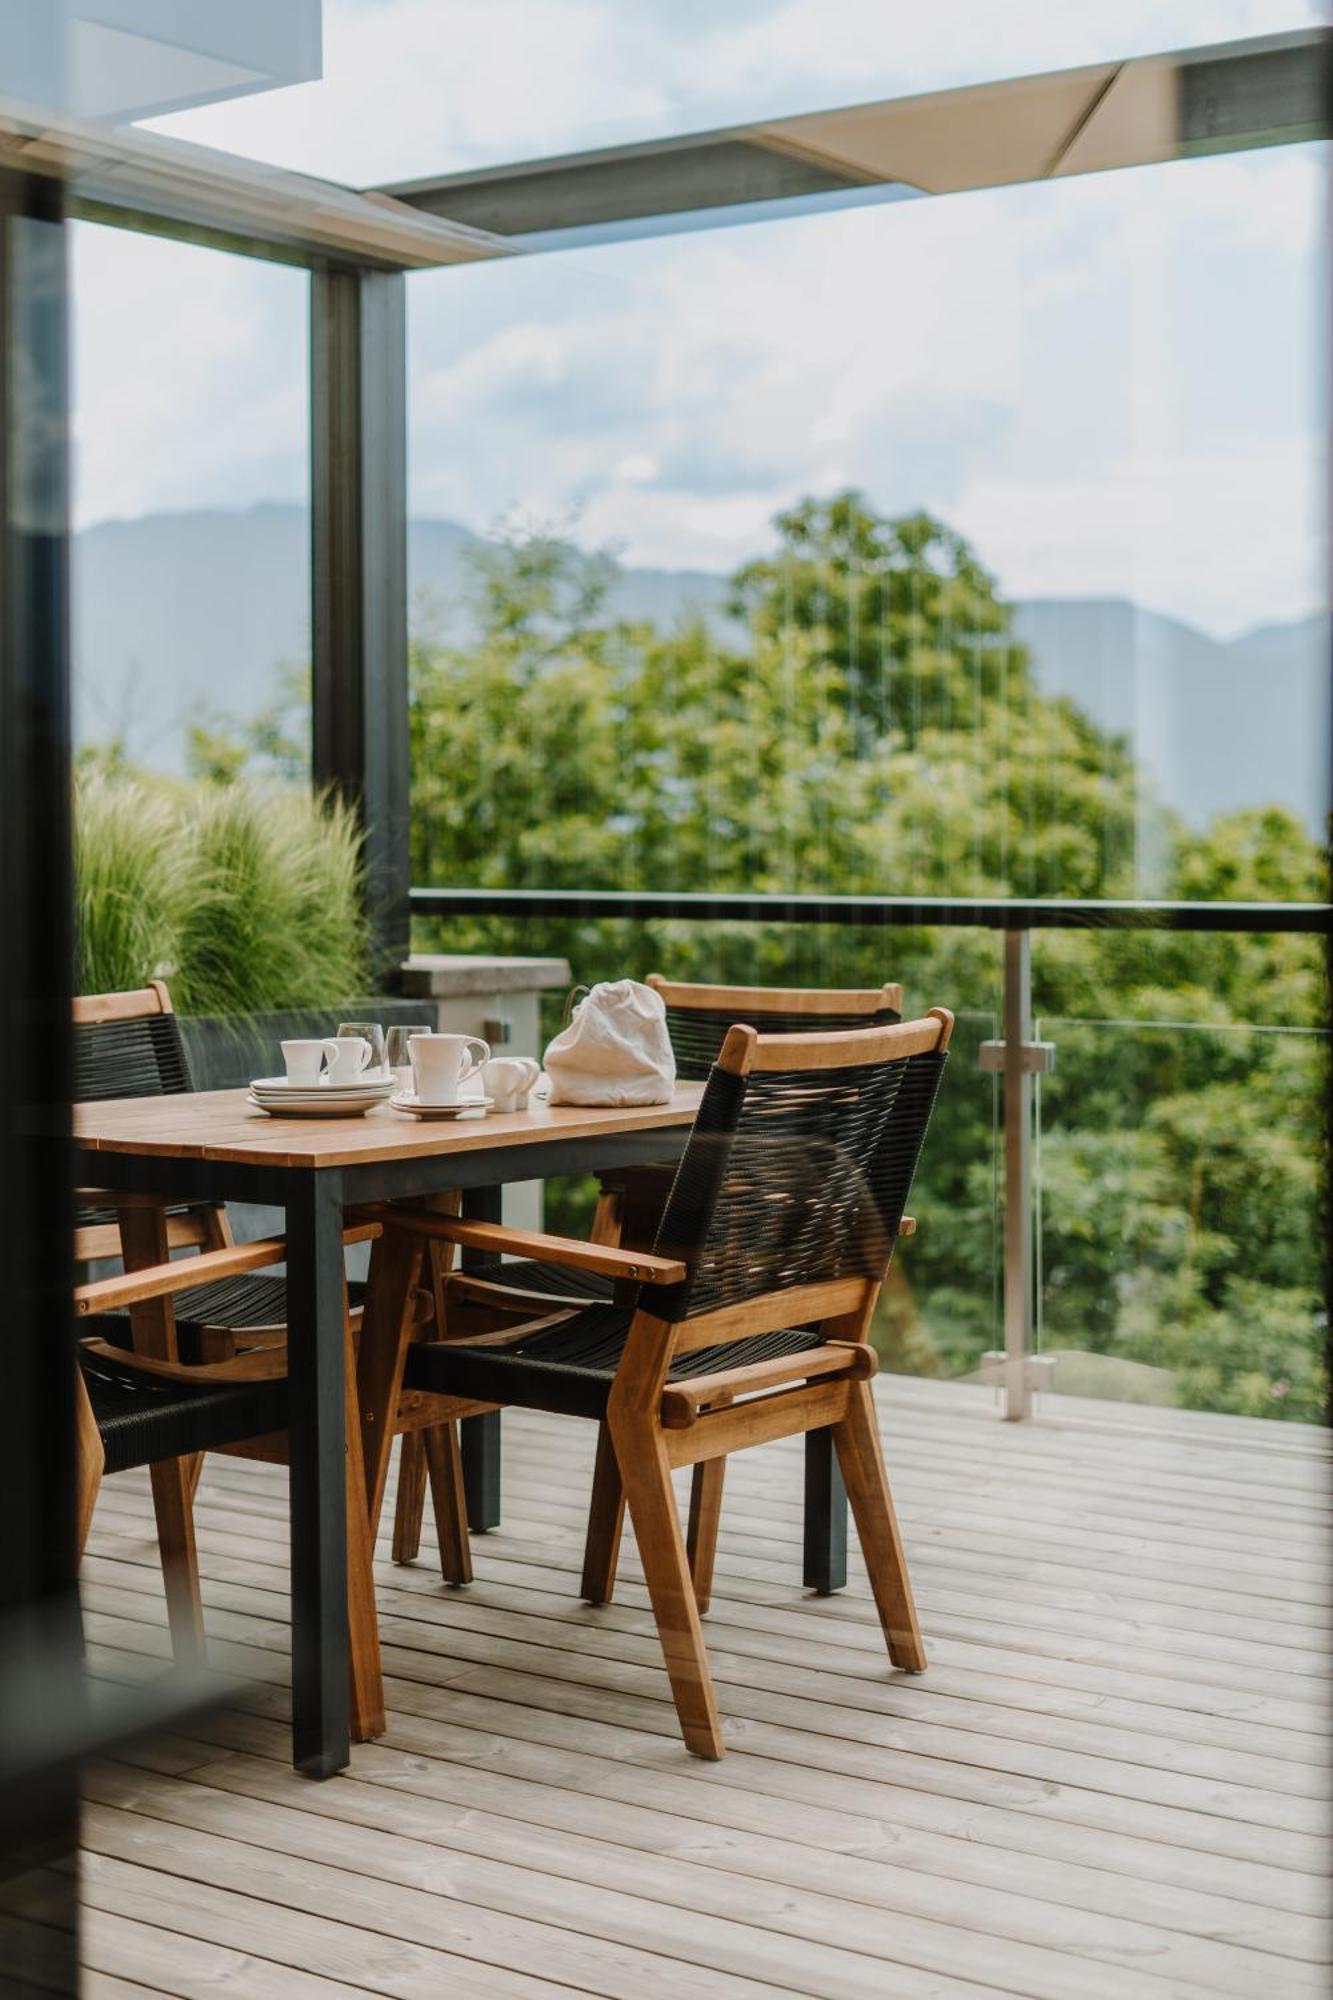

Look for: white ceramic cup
[409,1032,490,1105]
[482,1056,541,1113]
[282,1037,340,1087]
[326,1035,371,1085]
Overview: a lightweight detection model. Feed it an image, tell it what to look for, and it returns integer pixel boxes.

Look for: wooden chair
[75,1223,391,1736]
[394,974,906,1596]
[364,1008,953,1758]
[73,983,394,1734]
[74,983,363,1364]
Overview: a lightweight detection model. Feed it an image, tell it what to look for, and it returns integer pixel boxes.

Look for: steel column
[311,263,410,975]
[283,1169,350,1776]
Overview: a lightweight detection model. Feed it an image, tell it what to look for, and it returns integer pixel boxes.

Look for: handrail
[411,887,1332,935]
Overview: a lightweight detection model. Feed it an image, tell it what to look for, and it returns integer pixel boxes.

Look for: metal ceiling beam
[0,95,513,270]
[378,27,1329,250]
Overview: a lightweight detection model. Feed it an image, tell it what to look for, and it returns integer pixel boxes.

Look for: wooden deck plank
[84,1755,1324,2000]
[120,1717,1326,1962]
[79,1557,1333,1788]
[81,1384,1333,1997]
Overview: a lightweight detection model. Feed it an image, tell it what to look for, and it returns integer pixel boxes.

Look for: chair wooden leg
[148,1458,206,1663]
[75,1371,104,1559]
[356,1226,427,1542]
[611,1419,724,1758]
[832,1382,926,1672]
[392,1431,428,1564]
[424,1422,472,1586]
[686,1456,726,1616]
[385,1212,463,1566]
[589,1189,623,1246]
[580,1421,625,1604]
[345,1318,386,1741]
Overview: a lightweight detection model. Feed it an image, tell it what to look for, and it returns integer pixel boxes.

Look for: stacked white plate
[248,1074,395,1118]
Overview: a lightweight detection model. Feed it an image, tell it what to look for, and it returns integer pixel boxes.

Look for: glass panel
[409,143,1326,905]
[143,0,1323,185]
[1035,1012,1327,1422]
[875,1003,999,1384]
[70,222,310,781]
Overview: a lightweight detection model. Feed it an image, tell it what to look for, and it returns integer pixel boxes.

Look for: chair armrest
[660,1340,877,1428]
[74,1222,381,1316]
[368,1206,686,1285]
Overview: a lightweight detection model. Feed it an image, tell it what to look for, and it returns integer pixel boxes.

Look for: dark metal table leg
[284,1169,349,1777]
[803,1429,848,1595]
[459,1183,503,1531]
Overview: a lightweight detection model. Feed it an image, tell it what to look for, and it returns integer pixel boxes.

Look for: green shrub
[75,773,187,997]
[74,773,369,1014]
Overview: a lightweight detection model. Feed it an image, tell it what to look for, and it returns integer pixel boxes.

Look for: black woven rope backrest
[664,1001,902,1081]
[73,1009,194,1103]
[645,1040,947,1323]
[74,1003,198,1246]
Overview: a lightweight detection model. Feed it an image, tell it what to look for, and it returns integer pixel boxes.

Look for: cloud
[69,224,308,527]
[405,140,1323,632]
[67,1,1325,641]
[143,0,1323,183]
[952,438,1325,638]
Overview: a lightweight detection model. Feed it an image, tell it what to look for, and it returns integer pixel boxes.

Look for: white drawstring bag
[543,979,676,1106]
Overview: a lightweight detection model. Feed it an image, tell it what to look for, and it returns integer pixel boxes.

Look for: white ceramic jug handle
[518,1058,541,1088]
[321,1039,341,1075]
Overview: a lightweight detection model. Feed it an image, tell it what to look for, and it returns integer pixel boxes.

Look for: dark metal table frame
[74,1124,846,1778]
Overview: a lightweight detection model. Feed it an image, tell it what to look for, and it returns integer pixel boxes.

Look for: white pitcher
[482,1056,541,1113]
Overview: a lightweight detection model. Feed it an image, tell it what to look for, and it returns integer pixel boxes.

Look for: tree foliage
[400,493,1324,1422]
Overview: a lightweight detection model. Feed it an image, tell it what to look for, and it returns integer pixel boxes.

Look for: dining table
[74,1079,852,1778]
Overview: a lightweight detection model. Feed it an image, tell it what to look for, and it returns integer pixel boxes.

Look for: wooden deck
[80,1378,1332,1999]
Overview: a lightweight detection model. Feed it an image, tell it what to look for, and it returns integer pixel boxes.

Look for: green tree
[407,495,1325,1421]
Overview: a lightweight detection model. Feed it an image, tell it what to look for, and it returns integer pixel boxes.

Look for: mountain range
[73,502,1329,836]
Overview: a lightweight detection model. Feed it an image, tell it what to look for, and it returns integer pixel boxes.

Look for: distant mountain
[73,503,1328,834]
[1010,599,1330,839]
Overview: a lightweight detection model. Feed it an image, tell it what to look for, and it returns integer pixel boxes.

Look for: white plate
[389,1091,494,1120]
[250,1080,390,1096]
[246,1096,390,1112]
[248,1087,392,1118]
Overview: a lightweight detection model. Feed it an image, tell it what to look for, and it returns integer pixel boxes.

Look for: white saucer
[389,1091,494,1120]
[251,1073,389,1093]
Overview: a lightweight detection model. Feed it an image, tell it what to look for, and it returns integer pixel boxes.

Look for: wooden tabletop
[73,1084,703,1170]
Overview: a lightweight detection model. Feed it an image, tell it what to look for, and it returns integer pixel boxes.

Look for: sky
[68,0,1327,640]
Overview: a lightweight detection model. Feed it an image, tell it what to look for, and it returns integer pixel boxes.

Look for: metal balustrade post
[979,928,1056,1420]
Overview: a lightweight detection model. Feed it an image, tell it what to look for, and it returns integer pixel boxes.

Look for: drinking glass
[386,1024,432,1092]
[337,1020,387,1079]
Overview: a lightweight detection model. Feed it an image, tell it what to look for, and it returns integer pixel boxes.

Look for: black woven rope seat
[458,1258,615,1306]
[81,1348,288,1477]
[405,1300,822,1422]
[84,1273,367,1362]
